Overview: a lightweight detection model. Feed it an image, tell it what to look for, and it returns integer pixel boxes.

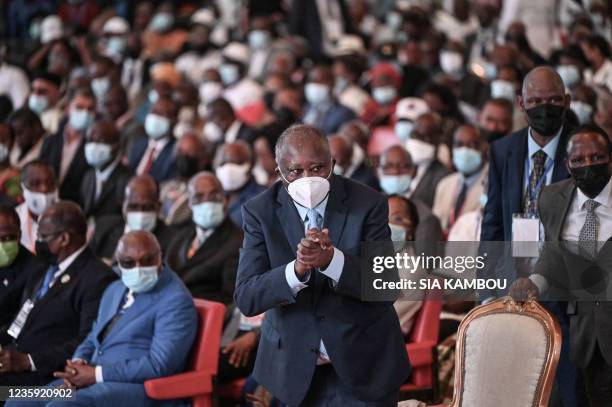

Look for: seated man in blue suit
[7,231,198,407]
[235,124,410,406]
[302,65,356,135]
[127,96,178,183]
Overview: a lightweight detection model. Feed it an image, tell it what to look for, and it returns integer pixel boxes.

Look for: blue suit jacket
[303,102,356,135]
[481,126,572,242]
[127,136,177,183]
[228,178,267,227]
[234,175,410,405]
[73,266,197,383]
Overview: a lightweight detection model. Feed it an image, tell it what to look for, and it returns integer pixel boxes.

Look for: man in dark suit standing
[0,202,116,386]
[511,126,612,406]
[39,87,95,203]
[127,96,177,184]
[79,120,133,222]
[165,172,243,304]
[235,124,410,406]
[481,66,573,242]
[301,66,356,135]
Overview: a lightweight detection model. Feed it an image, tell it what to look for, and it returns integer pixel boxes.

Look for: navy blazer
[481,126,572,242]
[73,266,197,383]
[302,102,356,135]
[127,136,176,183]
[234,175,410,405]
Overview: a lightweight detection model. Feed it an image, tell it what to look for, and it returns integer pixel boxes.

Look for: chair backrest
[191,299,226,374]
[450,297,561,407]
[409,299,443,343]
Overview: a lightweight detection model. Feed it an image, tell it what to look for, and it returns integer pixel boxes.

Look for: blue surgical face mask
[570,100,593,125]
[145,113,171,139]
[219,64,240,86]
[484,62,497,80]
[304,83,330,104]
[479,192,488,208]
[248,30,271,49]
[556,64,580,88]
[394,120,414,142]
[389,223,407,241]
[91,76,110,99]
[149,12,174,32]
[69,108,95,131]
[148,89,159,104]
[106,36,127,55]
[119,265,159,293]
[490,79,516,101]
[192,201,225,229]
[28,94,49,114]
[452,147,483,175]
[85,142,113,168]
[379,174,412,195]
[372,86,397,105]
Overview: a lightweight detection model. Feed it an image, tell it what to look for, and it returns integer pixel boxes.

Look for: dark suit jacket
[235,121,256,144]
[350,162,380,191]
[413,198,443,256]
[0,245,42,300]
[165,218,243,304]
[127,136,176,183]
[89,215,174,260]
[481,126,572,242]
[0,248,116,377]
[79,163,133,220]
[288,0,353,61]
[39,124,90,203]
[412,160,451,208]
[302,102,356,135]
[234,175,411,405]
[536,179,612,367]
[228,178,267,228]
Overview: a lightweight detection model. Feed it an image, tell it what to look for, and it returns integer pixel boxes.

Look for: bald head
[215,141,253,167]
[188,171,226,207]
[379,145,415,175]
[38,201,87,261]
[521,66,565,98]
[124,175,160,214]
[329,134,353,169]
[275,124,332,185]
[116,230,162,271]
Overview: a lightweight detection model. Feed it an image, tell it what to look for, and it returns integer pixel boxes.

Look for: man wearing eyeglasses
[0,202,116,387]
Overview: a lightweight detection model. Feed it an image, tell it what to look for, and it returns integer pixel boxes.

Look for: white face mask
[490,79,516,101]
[439,50,464,76]
[85,142,113,168]
[304,83,330,105]
[145,113,171,139]
[125,211,157,232]
[173,121,193,139]
[23,187,58,216]
[199,81,223,104]
[372,86,397,105]
[91,76,110,99]
[69,108,95,131]
[248,30,271,49]
[106,36,127,56]
[215,163,251,192]
[0,143,9,162]
[406,138,436,166]
[28,94,49,114]
[252,164,270,185]
[203,121,223,143]
[570,101,593,125]
[278,168,332,209]
[556,64,580,88]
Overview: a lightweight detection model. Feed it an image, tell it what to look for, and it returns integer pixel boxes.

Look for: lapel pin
[61,274,71,284]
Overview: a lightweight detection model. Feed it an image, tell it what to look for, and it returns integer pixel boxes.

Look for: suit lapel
[96,285,127,342]
[507,130,527,215]
[553,182,576,240]
[83,171,96,214]
[552,126,571,183]
[275,185,305,253]
[323,176,348,247]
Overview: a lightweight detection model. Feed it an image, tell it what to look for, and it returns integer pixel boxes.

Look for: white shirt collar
[527,126,563,161]
[148,136,171,152]
[576,176,612,210]
[196,225,216,244]
[95,158,120,182]
[58,245,87,274]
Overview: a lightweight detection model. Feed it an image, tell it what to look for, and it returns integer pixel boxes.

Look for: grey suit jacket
[536,178,612,367]
[412,160,451,208]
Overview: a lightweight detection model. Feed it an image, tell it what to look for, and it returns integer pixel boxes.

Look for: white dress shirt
[584,59,612,93]
[284,196,345,363]
[0,62,29,109]
[16,202,37,253]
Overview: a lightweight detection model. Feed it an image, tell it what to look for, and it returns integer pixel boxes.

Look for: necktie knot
[306,209,323,230]
[584,199,600,213]
[532,150,547,166]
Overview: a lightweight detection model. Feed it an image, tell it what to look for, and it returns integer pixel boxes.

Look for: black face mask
[481,128,507,143]
[274,107,295,124]
[263,91,275,110]
[525,103,566,137]
[175,155,199,179]
[35,240,58,265]
[570,163,612,199]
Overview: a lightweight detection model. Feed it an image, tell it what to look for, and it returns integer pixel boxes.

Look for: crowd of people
[0,0,611,406]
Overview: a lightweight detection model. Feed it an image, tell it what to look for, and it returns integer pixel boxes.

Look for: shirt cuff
[318,248,344,286]
[528,274,548,295]
[28,354,36,371]
[95,365,103,383]
[285,260,310,296]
